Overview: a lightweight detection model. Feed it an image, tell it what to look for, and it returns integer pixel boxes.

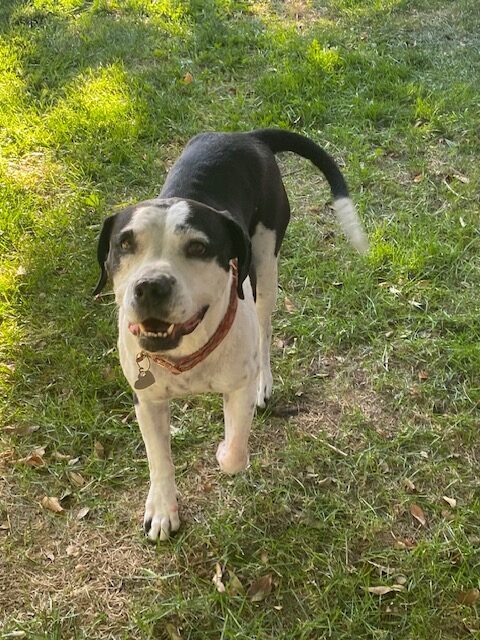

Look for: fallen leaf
[367,584,405,595]
[18,452,45,467]
[0,520,10,531]
[41,496,65,514]
[94,441,105,459]
[395,575,408,585]
[389,286,402,296]
[284,297,296,313]
[410,503,427,527]
[247,574,272,602]
[226,571,244,596]
[442,495,457,508]
[453,172,469,184]
[66,544,80,557]
[3,424,40,436]
[76,506,90,520]
[212,563,225,593]
[182,71,193,84]
[393,537,416,550]
[51,451,71,461]
[69,471,86,487]
[44,550,55,562]
[418,370,429,381]
[16,265,27,277]
[165,623,183,640]
[458,589,479,606]
[408,299,425,310]
[0,449,15,463]
[412,173,423,183]
[404,478,416,492]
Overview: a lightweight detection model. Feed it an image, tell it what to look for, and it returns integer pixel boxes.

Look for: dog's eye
[185,240,208,258]
[119,233,134,252]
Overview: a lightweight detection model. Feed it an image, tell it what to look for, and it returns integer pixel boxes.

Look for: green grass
[1,0,479,638]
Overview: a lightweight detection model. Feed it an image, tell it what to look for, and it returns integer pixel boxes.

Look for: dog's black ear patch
[217,210,251,300]
[93,214,116,296]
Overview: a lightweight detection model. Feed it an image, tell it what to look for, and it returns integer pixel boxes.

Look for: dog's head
[94,198,251,353]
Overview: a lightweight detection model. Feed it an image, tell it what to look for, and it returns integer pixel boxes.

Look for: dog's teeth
[166,324,174,336]
[161,332,167,338]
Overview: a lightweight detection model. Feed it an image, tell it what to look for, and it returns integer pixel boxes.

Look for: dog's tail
[250,128,368,254]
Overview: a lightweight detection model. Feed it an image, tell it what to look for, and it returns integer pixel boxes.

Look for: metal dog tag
[134,369,155,390]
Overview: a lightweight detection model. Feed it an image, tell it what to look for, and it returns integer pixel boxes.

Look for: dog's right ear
[93,214,116,296]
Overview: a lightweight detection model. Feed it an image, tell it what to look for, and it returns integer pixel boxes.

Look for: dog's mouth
[128,306,209,352]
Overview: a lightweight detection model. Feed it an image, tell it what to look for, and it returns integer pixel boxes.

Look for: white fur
[251,223,277,407]
[114,200,260,540]
[333,197,369,254]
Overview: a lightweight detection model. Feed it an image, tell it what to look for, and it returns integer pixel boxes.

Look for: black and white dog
[94,129,368,541]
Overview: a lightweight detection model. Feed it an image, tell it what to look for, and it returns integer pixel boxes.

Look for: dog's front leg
[216,381,257,475]
[135,398,180,541]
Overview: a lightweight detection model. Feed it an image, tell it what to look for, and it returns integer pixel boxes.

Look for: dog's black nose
[134,274,175,302]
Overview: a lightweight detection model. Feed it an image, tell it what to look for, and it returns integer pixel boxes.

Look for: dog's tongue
[128,323,141,336]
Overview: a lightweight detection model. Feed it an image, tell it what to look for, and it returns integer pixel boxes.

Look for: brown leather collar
[136,261,238,376]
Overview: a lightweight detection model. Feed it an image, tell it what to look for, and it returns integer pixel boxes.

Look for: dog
[94,129,368,541]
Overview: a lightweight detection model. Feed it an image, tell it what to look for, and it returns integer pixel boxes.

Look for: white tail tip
[333,197,369,254]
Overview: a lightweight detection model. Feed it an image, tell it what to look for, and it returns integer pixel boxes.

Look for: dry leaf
[18,452,45,467]
[395,575,407,586]
[66,544,80,557]
[458,588,480,606]
[76,506,90,520]
[69,471,86,487]
[226,571,244,596]
[247,574,272,602]
[41,496,65,514]
[442,495,457,508]
[404,478,416,492]
[418,370,429,381]
[284,297,296,313]
[16,265,27,277]
[165,623,183,640]
[3,424,40,436]
[412,174,423,183]
[0,520,10,531]
[410,503,427,526]
[51,451,71,461]
[182,71,193,84]
[212,563,225,593]
[393,537,416,550]
[44,550,55,562]
[367,584,405,595]
[94,441,105,459]
[0,449,15,463]
[453,172,469,184]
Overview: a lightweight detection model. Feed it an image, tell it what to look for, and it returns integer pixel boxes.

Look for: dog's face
[94,198,250,353]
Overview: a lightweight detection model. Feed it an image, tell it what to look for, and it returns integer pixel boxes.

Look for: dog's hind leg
[251,223,279,408]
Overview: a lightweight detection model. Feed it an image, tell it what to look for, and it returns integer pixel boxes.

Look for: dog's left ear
[93,214,116,296]
[218,210,251,300]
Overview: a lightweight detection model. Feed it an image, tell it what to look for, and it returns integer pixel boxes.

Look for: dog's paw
[216,441,249,475]
[143,485,180,542]
[256,369,273,408]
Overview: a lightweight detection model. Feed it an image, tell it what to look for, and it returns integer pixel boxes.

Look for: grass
[1,0,479,638]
